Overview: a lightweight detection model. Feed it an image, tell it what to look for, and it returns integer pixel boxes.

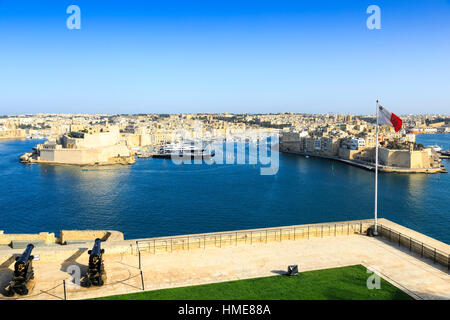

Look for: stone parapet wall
[0,232,56,245]
[60,230,124,244]
[0,230,123,247]
[1,219,447,268]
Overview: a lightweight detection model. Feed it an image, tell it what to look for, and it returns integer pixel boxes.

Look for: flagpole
[374,100,379,236]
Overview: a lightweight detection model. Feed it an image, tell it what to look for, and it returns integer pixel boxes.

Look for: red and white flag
[378,104,402,132]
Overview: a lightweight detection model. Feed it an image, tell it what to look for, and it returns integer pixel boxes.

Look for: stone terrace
[0,219,448,300]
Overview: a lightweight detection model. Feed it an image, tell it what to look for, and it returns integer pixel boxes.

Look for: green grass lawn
[94,265,412,300]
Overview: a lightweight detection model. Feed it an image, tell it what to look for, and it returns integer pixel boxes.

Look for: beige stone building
[21,126,134,165]
[378,147,440,169]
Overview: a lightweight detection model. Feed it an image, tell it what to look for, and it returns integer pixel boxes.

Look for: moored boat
[152,142,215,160]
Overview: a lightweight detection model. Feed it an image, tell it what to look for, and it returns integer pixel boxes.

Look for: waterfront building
[20,126,135,165]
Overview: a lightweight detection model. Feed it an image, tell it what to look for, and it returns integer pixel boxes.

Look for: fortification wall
[378,148,432,169]
[39,149,100,164]
[338,147,359,160]
[0,230,123,247]
[0,219,375,263]
[0,232,57,245]
[379,148,411,167]
[0,219,448,268]
[60,230,124,244]
[410,150,431,168]
[38,145,131,165]
[82,130,120,149]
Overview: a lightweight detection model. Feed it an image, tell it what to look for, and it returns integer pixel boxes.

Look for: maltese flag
[378,104,403,132]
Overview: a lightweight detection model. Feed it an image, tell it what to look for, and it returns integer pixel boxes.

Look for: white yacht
[430,145,443,152]
[153,142,215,159]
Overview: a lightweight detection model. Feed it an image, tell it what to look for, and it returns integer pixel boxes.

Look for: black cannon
[83,238,105,287]
[4,244,35,296]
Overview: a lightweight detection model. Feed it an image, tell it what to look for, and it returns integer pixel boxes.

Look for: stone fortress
[20,125,135,165]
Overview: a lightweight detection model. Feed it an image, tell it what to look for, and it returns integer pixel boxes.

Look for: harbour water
[0,134,448,243]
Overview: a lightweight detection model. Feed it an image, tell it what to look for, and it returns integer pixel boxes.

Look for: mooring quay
[0,218,449,300]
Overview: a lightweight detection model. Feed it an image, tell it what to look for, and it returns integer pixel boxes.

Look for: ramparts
[0,218,449,300]
[0,230,124,248]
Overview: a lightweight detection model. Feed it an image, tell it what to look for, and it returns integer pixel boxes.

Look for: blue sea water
[0,134,448,243]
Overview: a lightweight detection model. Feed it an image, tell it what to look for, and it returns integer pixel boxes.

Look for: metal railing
[135,222,450,272]
[377,224,450,271]
[136,221,367,258]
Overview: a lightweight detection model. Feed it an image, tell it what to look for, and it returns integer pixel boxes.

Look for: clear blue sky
[0,0,449,115]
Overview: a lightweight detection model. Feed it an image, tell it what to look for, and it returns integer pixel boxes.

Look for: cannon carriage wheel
[4,286,15,297]
[17,286,29,296]
[84,278,92,288]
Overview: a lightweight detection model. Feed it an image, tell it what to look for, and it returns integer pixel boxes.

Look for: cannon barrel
[7,243,35,296]
[84,238,105,287]
[88,238,104,257]
[16,244,34,263]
